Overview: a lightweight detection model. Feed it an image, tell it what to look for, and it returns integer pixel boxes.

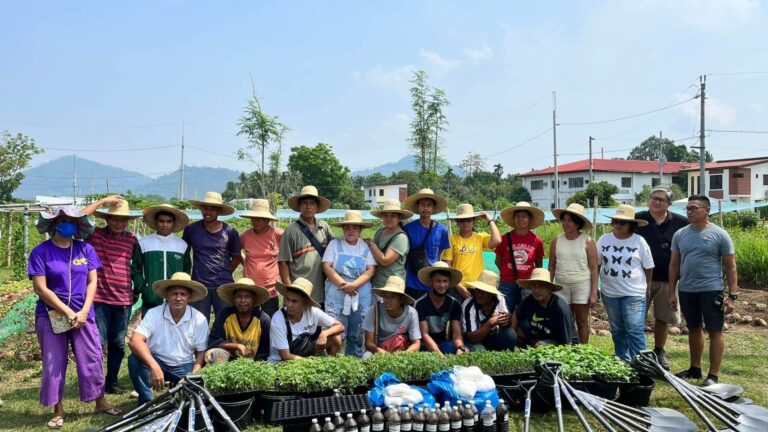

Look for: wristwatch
[728,293,738,301]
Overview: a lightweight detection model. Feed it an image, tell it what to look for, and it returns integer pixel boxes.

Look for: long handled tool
[550,366,593,431]
[538,362,566,432]
[520,379,537,432]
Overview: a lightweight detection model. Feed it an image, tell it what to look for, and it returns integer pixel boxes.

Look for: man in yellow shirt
[207,278,271,361]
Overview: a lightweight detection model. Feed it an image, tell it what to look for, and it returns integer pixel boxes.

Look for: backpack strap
[296,220,326,256]
[282,307,292,341]
[505,232,519,280]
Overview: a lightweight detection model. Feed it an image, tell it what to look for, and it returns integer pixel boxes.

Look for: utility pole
[588,136,594,182]
[72,155,77,203]
[178,121,186,201]
[552,91,559,209]
[659,131,664,185]
[698,75,707,196]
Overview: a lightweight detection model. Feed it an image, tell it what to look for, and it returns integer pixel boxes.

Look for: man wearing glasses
[635,187,689,370]
[668,195,738,386]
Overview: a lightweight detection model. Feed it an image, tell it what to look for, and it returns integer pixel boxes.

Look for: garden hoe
[521,379,537,432]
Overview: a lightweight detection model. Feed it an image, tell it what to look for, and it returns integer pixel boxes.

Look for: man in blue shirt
[402,189,451,299]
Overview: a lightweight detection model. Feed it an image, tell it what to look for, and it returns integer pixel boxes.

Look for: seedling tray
[269,394,371,426]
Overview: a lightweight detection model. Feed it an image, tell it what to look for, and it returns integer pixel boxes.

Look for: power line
[185,145,240,159]
[483,126,553,158]
[707,129,768,134]
[706,70,768,77]
[558,96,698,126]
[451,94,550,140]
[0,119,180,130]
[41,145,178,152]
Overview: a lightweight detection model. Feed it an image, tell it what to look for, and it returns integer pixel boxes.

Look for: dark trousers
[190,288,228,322]
[128,354,193,406]
[94,302,132,390]
[261,297,280,317]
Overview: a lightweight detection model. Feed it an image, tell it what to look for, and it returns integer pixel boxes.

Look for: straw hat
[276,278,320,308]
[331,210,374,228]
[218,277,270,305]
[35,206,94,240]
[372,276,415,305]
[417,261,463,288]
[500,202,545,229]
[239,198,278,221]
[403,188,448,214]
[93,199,141,220]
[287,186,331,213]
[153,272,207,302]
[551,203,593,232]
[142,204,189,233]
[448,203,481,220]
[370,199,413,220]
[188,191,236,216]
[465,270,504,296]
[517,268,563,292]
[605,204,648,227]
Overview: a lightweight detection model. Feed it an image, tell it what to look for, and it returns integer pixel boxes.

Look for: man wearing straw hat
[184,191,242,318]
[402,188,451,300]
[84,196,141,395]
[240,199,283,317]
[278,185,334,305]
[128,272,209,406]
[415,262,467,356]
[461,270,517,351]
[207,278,272,361]
[131,204,191,317]
[512,268,578,347]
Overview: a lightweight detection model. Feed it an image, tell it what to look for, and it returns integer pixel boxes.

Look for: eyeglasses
[686,206,708,212]
[611,220,629,226]
[649,197,668,204]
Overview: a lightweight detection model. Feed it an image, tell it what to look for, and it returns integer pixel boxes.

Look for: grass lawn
[0,331,766,431]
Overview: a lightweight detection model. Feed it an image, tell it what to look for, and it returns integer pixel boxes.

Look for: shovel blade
[641,408,698,431]
[700,383,744,399]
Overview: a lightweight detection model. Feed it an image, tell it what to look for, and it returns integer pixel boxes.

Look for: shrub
[526,344,635,382]
[365,352,447,382]
[276,356,368,393]
[200,358,277,394]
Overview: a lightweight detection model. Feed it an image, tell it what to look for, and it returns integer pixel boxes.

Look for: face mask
[55,221,78,238]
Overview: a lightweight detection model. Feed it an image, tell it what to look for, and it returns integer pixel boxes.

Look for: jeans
[190,288,228,322]
[466,326,518,352]
[128,354,194,406]
[325,287,372,358]
[94,302,132,390]
[421,340,457,355]
[602,295,647,361]
[498,282,529,314]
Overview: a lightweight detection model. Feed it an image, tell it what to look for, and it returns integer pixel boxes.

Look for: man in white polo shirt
[128,272,209,405]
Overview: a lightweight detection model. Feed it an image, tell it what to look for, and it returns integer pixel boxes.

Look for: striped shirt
[88,227,139,306]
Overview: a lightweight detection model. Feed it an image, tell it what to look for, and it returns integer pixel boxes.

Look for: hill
[352,155,465,177]
[137,166,241,200]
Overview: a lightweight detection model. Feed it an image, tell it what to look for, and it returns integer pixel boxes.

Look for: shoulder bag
[405,222,434,272]
[49,244,74,334]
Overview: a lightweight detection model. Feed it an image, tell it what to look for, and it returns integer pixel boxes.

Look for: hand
[340,281,357,295]
[478,212,493,223]
[724,298,736,314]
[73,310,88,329]
[497,312,511,327]
[668,295,678,312]
[100,195,125,205]
[316,332,328,352]
[236,344,253,358]
[588,292,598,308]
[456,346,468,355]
[150,366,165,391]
[66,308,78,325]
[364,238,374,247]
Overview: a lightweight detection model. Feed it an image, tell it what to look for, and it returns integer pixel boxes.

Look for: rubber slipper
[96,406,122,416]
[47,416,64,429]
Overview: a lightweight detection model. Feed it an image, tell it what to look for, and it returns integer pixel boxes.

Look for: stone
[590,328,596,335]
[668,326,682,335]
[753,318,767,327]
[731,313,742,323]
[597,329,611,337]
[681,326,689,335]
[740,316,754,324]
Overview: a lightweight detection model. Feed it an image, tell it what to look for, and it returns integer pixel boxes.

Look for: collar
[101,226,131,238]
[153,232,175,242]
[162,304,191,324]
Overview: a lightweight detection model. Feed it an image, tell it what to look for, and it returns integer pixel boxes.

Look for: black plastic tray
[269,394,371,425]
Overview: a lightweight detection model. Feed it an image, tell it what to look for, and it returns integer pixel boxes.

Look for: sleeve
[322,239,338,264]
[442,236,455,261]
[27,245,46,277]
[207,314,226,349]
[670,230,681,253]
[84,243,102,271]
[270,311,289,350]
[639,237,655,269]
[535,236,545,261]
[480,232,491,250]
[362,305,376,332]
[415,300,427,322]
[449,300,462,322]
[364,244,376,266]
[255,314,271,361]
[496,295,509,313]
[131,242,145,295]
[228,227,242,258]
[181,224,192,244]
[390,232,409,257]
[134,311,154,339]
[183,242,192,273]
[556,301,578,345]
[494,241,506,261]
[193,315,209,352]
[407,307,422,340]
[460,299,472,333]
[314,307,337,328]
[720,230,735,256]
[439,225,451,250]
[278,227,293,263]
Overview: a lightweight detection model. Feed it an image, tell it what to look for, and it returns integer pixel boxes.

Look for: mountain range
[351,155,465,177]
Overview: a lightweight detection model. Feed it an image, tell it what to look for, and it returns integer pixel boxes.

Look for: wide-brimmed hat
[35,206,95,240]
[465,270,504,296]
[417,261,463,288]
[93,200,141,220]
[370,199,413,220]
[153,272,207,302]
[372,276,415,305]
[517,268,563,292]
[500,202,545,229]
[218,277,270,305]
[449,203,482,220]
[188,191,236,216]
[142,204,189,233]
[276,278,320,308]
[552,203,593,232]
[239,198,278,221]
[605,204,648,227]
[403,188,448,214]
[287,186,331,213]
[331,210,374,229]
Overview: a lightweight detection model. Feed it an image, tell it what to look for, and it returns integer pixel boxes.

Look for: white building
[517,159,693,209]
[682,156,768,202]
[361,183,408,208]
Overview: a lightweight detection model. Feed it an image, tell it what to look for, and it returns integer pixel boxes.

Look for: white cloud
[463,44,494,64]
[660,0,759,30]
[420,51,462,71]
[361,65,416,89]
[677,96,736,127]
[395,113,409,123]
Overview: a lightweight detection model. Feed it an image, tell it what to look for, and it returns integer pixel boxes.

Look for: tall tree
[409,70,431,174]
[427,87,450,172]
[287,143,351,203]
[567,181,619,207]
[460,152,485,177]
[628,135,713,163]
[237,90,289,179]
[0,131,43,202]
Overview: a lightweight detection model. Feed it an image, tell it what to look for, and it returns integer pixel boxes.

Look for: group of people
[28,184,738,429]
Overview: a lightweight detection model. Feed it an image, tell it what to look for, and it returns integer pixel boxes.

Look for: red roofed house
[517,159,695,209]
[680,156,768,202]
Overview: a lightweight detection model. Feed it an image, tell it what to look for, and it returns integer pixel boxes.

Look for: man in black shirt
[414,262,467,355]
[512,268,578,347]
[636,187,689,370]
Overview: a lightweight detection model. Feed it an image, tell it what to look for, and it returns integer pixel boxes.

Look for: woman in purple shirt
[29,206,120,429]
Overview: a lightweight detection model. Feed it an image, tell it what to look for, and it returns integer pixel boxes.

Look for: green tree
[389,170,424,195]
[567,181,619,207]
[427,87,450,172]
[628,135,713,163]
[408,70,450,175]
[237,92,288,177]
[287,143,350,203]
[363,172,388,186]
[634,183,685,205]
[0,131,43,202]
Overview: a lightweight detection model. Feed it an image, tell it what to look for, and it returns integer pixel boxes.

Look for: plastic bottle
[450,406,462,432]
[495,401,508,432]
[324,417,336,432]
[469,400,479,432]
[387,406,401,432]
[412,407,425,432]
[310,418,323,432]
[461,401,474,432]
[358,409,371,432]
[437,407,450,432]
[480,401,495,432]
[335,412,346,430]
[346,413,359,432]
[372,407,385,432]
[425,408,438,432]
[400,405,413,432]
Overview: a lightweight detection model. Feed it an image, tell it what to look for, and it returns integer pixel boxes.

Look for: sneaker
[105,384,130,395]
[702,378,718,387]
[653,348,671,371]
[675,367,703,380]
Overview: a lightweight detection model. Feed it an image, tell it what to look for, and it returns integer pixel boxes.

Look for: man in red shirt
[83,196,140,395]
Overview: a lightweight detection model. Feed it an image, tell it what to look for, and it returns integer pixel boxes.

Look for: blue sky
[2,0,767,180]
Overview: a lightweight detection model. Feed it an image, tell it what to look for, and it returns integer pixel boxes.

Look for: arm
[315,321,345,351]
[230,255,243,273]
[192,351,205,372]
[278,261,292,285]
[723,255,738,313]
[479,213,502,249]
[418,320,442,355]
[667,251,681,312]
[129,332,166,390]
[644,268,654,300]
[510,312,526,347]
[405,338,421,353]
[131,242,145,297]
[465,314,500,344]
[348,265,376,291]
[534,238,544,268]
[80,195,124,216]
[369,241,403,267]
[451,320,467,354]
[32,275,77,323]
[322,261,347,288]
[548,237,557,275]
[364,330,382,354]
[183,245,192,273]
[73,269,98,327]
[255,316,271,361]
[585,237,599,307]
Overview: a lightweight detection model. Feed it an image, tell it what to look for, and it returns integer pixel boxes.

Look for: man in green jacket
[131,204,192,316]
